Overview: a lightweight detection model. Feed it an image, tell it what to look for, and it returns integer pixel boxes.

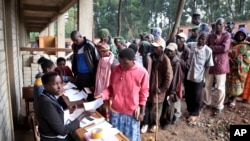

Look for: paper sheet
[84,87,92,94]
[64,108,85,125]
[83,98,103,111]
[64,89,88,101]
[63,82,77,90]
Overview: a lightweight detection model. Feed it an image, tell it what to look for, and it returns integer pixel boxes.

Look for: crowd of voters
[33,12,250,141]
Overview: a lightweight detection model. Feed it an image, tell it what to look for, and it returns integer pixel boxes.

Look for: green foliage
[29,32,39,42]
[69,0,250,40]
[65,7,78,38]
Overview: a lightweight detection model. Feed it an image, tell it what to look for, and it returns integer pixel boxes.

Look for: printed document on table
[64,108,84,125]
[63,82,77,90]
[83,98,103,111]
[64,89,88,101]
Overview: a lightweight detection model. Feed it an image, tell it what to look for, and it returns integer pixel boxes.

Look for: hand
[94,94,102,99]
[58,90,65,97]
[69,105,77,114]
[138,113,145,122]
[134,107,140,121]
[77,110,95,121]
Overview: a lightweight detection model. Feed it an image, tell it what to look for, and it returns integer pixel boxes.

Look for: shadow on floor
[14,116,34,141]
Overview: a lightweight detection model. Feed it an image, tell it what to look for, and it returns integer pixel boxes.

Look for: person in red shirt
[55,57,73,83]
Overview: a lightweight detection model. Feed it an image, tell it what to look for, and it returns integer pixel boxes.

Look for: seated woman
[34,57,55,98]
[55,57,74,83]
[34,72,92,141]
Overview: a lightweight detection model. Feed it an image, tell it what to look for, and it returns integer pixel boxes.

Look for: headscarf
[152,27,162,40]
[234,27,247,42]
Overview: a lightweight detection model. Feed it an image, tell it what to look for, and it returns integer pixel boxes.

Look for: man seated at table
[34,72,93,141]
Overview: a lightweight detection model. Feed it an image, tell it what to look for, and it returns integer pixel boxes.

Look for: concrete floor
[14,99,35,141]
[14,124,34,141]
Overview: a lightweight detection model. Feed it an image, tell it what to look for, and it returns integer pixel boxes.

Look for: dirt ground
[141,98,250,141]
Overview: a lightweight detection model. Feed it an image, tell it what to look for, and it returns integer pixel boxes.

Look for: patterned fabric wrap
[242,70,250,100]
[110,111,140,141]
[226,41,250,96]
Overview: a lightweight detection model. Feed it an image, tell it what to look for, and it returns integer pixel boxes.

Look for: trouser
[204,73,226,110]
[141,102,151,125]
[185,80,203,116]
[149,102,163,126]
[160,97,175,126]
[76,72,95,101]
[174,97,182,118]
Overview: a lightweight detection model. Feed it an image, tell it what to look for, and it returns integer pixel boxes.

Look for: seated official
[55,57,74,83]
[34,72,92,141]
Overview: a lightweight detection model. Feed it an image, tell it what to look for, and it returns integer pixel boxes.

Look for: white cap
[177,32,187,41]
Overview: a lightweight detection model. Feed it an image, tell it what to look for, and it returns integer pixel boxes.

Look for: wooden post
[155,71,159,141]
[117,0,122,36]
[168,0,186,43]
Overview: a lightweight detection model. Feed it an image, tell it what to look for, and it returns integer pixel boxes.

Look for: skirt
[242,71,250,101]
[110,111,140,141]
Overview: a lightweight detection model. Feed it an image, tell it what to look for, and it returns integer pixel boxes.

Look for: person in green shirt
[187,26,199,43]
[98,28,118,58]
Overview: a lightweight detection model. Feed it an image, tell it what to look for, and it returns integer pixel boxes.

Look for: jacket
[34,92,79,141]
[177,44,191,81]
[72,37,98,77]
[148,53,173,103]
[207,31,231,74]
[167,55,183,99]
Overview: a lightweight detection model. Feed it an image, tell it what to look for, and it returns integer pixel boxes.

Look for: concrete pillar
[57,14,65,57]
[78,0,93,40]
[48,22,55,36]
[39,26,49,36]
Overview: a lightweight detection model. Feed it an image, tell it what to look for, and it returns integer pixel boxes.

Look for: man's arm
[210,33,231,53]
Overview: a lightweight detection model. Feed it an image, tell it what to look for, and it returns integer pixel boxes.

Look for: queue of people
[33,13,250,141]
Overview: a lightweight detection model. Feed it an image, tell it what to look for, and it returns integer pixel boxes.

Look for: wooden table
[60,91,130,141]
[74,112,130,141]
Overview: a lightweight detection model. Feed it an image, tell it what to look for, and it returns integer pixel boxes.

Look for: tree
[117,0,122,36]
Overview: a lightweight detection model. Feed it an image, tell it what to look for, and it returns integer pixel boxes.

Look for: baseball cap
[151,38,165,48]
[177,32,187,41]
[166,43,178,51]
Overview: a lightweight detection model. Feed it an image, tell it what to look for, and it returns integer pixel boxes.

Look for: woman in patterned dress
[226,27,250,108]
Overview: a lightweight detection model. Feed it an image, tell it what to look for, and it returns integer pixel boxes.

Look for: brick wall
[0,0,14,140]
[4,0,22,122]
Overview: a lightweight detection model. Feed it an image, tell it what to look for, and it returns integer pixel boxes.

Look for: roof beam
[25,16,50,22]
[47,0,77,27]
[23,4,59,12]
[26,22,46,25]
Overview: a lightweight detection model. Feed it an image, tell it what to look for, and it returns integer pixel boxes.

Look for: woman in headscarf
[94,42,118,120]
[226,27,250,108]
